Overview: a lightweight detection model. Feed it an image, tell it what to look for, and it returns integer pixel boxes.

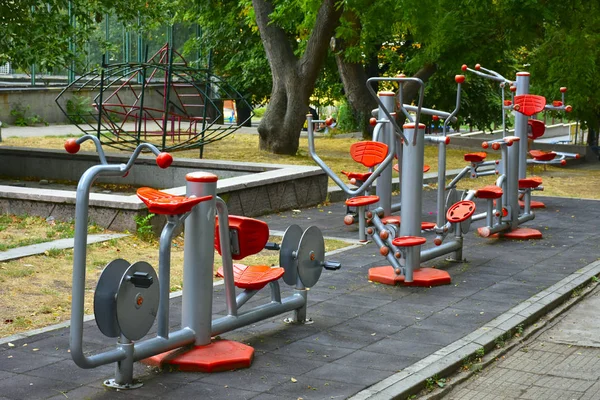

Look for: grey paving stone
[199,369,290,393]
[266,376,363,399]
[26,359,114,386]
[328,316,406,336]
[391,326,466,345]
[333,350,421,372]
[304,362,391,385]
[0,348,63,373]
[0,373,79,400]
[271,339,355,361]
[360,338,441,359]
[250,352,327,375]
[167,380,260,399]
[300,329,380,350]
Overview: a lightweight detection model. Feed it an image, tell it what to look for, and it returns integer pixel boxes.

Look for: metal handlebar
[365,76,426,144]
[461,64,513,84]
[65,135,172,174]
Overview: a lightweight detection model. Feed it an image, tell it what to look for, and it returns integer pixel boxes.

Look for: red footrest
[392,236,426,247]
[341,170,372,182]
[529,150,557,161]
[346,195,380,207]
[464,152,487,163]
[476,185,503,199]
[393,164,430,173]
[446,200,476,223]
[216,264,284,291]
[381,216,401,225]
[137,187,212,215]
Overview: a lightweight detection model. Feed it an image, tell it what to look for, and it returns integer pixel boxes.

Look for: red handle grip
[64,139,80,154]
[156,152,173,169]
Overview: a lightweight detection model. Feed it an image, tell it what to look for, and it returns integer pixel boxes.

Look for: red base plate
[368,266,451,287]
[478,227,542,240]
[519,200,546,209]
[502,227,543,240]
[142,340,254,373]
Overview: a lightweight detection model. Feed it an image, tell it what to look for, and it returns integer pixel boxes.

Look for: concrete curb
[349,259,600,400]
[0,233,129,262]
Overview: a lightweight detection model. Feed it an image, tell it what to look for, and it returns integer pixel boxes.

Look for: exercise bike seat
[137,187,212,215]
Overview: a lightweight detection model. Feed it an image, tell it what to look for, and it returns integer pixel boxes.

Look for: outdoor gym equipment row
[308,75,476,286]
[65,135,340,389]
[451,64,578,238]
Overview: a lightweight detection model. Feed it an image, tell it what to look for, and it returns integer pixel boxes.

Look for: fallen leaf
[291,377,298,383]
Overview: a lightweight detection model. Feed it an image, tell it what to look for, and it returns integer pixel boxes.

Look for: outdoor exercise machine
[65,135,340,389]
[307,75,477,286]
[460,64,579,210]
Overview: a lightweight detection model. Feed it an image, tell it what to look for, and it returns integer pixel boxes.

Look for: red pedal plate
[216,264,284,291]
[476,185,503,199]
[464,152,487,163]
[346,195,380,207]
[392,236,426,247]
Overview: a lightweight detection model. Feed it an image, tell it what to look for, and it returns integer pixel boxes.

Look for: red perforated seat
[393,164,430,173]
[513,94,547,116]
[216,264,284,291]
[345,195,380,207]
[529,150,557,161]
[519,177,543,189]
[137,187,212,215]
[350,141,388,167]
[215,216,269,260]
[476,185,503,199]
[341,171,372,182]
[464,152,487,163]
[528,120,546,140]
[392,236,426,247]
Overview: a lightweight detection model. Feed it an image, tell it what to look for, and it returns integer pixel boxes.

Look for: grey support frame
[67,135,339,389]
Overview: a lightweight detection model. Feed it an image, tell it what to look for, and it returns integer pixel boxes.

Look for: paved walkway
[0,191,598,399]
[443,285,600,400]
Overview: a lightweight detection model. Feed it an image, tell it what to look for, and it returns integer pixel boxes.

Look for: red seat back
[350,141,388,168]
[514,95,546,116]
[214,216,269,260]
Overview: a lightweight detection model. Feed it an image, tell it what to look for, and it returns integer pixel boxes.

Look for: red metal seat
[529,149,557,161]
[464,152,487,163]
[475,185,503,199]
[345,195,380,207]
[216,264,284,291]
[392,236,426,247]
[214,216,269,260]
[519,177,543,189]
[513,94,546,116]
[137,187,212,215]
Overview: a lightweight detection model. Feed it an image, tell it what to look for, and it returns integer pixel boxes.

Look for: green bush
[253,106,267,118]
[335,100,359,133]
[66,95,93,124]
[10,103,46,126]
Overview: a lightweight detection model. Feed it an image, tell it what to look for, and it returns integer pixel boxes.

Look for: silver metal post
[183,172,217,346]
[515,72,530,179]
[376,92,395,216]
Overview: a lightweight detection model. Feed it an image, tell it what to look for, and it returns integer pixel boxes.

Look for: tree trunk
[335,52,378,138]
[252,0,342,155]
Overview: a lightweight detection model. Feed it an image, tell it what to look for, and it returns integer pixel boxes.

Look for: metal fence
[0,63,11,75]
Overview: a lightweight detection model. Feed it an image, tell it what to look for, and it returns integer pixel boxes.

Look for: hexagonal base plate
[519,200,545,209]
[143,340,254,373]
[502,227,543,240]
[368,266,451,287]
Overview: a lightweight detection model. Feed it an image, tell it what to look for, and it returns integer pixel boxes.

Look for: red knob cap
[565,105,573,113]
[64,139,80,154]
[482,141,489,149]
[344,215,354,225]
[156,152,173,169]
[325,117,334,126]
[369,117,377,126]
[455,75,465,84]
[492,142,501,151]
[380,230,389,240]
[560,159,567,166]
[504,100,512,106]
[510,85,517,92]
[432,115,439,121]
[380,246,389,256]
[560,87,567,93]
[475,64,481,70]
[461,64,468,71]
[445,136,451,145]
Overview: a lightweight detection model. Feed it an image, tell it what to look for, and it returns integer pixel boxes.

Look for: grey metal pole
[183,172,217,346]
[376,92,395,216]
[515,72,530,179]
[399,123,426,282]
